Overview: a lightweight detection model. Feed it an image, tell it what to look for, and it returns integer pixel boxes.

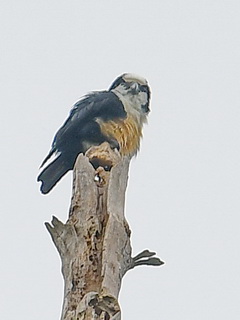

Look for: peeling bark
[46,143,163,320]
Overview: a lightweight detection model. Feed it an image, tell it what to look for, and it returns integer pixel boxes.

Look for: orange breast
[98,116,142,156]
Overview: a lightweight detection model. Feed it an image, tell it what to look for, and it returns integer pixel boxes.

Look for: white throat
[112,86,148,125]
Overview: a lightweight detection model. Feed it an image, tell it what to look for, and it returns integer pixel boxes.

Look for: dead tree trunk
[45,143,163,320]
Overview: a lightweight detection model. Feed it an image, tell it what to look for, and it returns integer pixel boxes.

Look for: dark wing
[40,90,126,167]
[38,90,126,194]
[53,91,126,149]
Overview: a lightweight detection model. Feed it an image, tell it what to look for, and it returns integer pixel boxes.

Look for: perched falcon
[37,73,151,194]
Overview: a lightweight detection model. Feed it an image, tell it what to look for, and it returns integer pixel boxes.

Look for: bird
[37,73,151,194]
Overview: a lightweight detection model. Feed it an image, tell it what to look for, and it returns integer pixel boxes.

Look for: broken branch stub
[45,143,164,320]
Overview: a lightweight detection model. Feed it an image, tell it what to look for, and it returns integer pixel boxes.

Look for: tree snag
[45,143,164,320]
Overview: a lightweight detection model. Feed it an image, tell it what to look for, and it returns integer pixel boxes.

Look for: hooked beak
[130,83,140,95]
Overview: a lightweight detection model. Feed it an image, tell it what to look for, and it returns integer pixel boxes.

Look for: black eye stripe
[140,85,150,94]
[108,76,126,90]
[140,85,148,92]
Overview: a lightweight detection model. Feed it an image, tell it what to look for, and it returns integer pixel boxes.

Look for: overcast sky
[1,1,240,319]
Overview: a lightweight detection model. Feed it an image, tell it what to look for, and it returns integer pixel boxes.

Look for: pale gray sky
[1,1,240,319]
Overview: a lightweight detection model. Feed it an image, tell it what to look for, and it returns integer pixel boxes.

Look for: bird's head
[109,73,151,116]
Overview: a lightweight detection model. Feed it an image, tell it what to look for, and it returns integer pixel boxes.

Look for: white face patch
[136,91,148,107]
[110,73,150,126]
[113,84,148,111]
[112,85,149,126]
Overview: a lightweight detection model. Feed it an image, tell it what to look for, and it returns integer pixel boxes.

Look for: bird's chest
[97,116,142,156]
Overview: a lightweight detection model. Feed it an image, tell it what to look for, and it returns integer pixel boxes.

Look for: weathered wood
[46,143,163,320]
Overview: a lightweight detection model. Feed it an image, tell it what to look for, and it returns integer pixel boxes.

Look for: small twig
[129,249,164,270]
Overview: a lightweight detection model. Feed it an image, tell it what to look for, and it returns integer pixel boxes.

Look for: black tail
[37,154,73,194]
